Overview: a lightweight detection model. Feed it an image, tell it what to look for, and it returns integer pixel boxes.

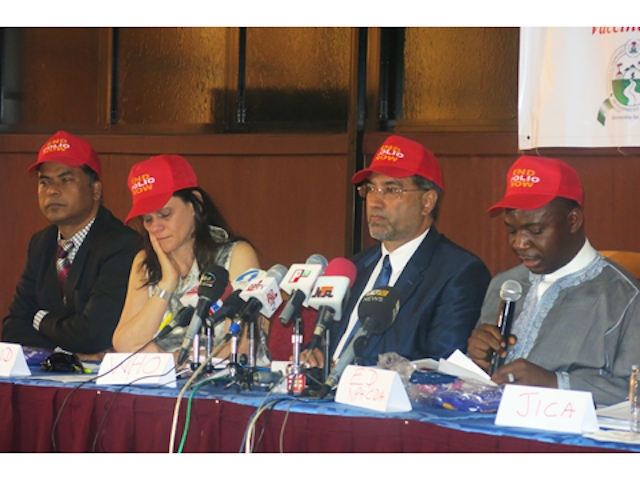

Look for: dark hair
[551,197,581,216]
[133,187,246,286]
[411,174,443,221]
[80,164,100,185]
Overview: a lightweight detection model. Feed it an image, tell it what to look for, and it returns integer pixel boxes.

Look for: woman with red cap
[112,155,260,356]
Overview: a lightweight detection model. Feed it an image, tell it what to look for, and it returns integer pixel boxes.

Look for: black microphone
[209,290,247,327]
[317,286,401,398]
[153,305,195,340]
[489,279,523,376]
[176,265,230,365]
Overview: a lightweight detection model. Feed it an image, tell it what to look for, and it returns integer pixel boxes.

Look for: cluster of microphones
[153,254,402,396]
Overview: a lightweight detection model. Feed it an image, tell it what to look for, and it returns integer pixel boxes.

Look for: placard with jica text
[335,365,412,413]
[0,342,31,377]
[96,353,176,388]
[495,384,598,434]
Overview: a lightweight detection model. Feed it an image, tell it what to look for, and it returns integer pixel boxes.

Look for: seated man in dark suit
[305,135,491,367]
[2,131,140,357]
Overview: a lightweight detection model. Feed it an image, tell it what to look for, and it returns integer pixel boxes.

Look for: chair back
[599,250,640,281]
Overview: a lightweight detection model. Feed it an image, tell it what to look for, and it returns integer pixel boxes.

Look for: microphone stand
[190,329,201,372]
[323,329,331,383]
[227,319,243,379]
[204,319,214,374]
[289,312,306,395]
[247,318,256,370]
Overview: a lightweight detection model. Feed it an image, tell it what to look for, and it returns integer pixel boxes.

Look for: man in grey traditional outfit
[467,155,640,406]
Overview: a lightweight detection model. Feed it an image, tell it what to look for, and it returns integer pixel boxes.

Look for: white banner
[519,27,640,149]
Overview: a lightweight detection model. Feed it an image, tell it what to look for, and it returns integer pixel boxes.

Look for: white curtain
[519,27,640,149]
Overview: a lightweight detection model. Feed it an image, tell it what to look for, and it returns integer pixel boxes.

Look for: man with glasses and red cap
[1,131,140,357]
[467,155,640,405]
[304,135,491,369]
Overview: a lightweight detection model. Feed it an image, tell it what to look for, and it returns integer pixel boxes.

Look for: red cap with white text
[124,154,198,225]
[28,130,102,178]
[488,156,583,214]
[351,135,443,191]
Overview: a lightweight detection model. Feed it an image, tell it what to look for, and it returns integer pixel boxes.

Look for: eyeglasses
[356,184,428,199]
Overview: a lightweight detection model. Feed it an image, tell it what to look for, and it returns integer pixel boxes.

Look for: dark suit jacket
[2,206,140,354]
[328,226,491,364]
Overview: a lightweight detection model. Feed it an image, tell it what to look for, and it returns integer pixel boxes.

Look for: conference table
[0,368,638,453]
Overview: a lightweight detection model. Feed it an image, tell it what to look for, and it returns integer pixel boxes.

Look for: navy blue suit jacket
[328,227,491,364]
[2,206,140,354]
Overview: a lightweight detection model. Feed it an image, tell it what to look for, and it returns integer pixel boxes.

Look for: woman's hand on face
[150,233,180,292]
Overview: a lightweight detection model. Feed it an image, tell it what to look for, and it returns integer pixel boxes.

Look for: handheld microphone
[318,286,400,397]
[238,264,287,320]
[154,305,195,340]
[279,254,328,325]
[489,279,523,376]
[306,257,357,352]
[176,265,230,365]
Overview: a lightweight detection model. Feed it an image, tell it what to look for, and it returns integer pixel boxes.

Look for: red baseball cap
[488,156,583,214]
[124,154,198,225]
[28,130,101,178]
[351,135,444,191]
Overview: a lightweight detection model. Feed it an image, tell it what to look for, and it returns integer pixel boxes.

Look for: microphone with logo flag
[236,264,287,368]
[176,265,230,366]
[489,279,523,376]
[315,286,401,398]
[206,266,265,328]
[279,254,328,326]
[305,257,357,353]
[238,264,287,321]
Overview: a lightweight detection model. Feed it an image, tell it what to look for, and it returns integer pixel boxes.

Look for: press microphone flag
[231,268,264,291]
[306,257,357,352]
[279,254,328,325]
[489,279,523,376]
[238,264,287,318]
[307,257,357,321]
[210,267,266,326]
[176,265,230,365]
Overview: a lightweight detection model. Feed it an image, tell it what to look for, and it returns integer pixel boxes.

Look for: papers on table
[412,349,497,386]
[596,401,632,431]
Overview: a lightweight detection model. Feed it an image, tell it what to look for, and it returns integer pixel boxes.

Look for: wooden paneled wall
[2,131,640,332]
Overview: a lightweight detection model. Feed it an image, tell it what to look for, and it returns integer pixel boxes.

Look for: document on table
[595,401,631,431]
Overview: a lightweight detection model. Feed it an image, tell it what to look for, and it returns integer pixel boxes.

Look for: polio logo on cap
[374,144,405,163]
[41,137,72,156]
[130,173,156,196]
[510,168,541,189]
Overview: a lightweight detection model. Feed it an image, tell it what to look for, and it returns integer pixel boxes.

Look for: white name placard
[495,384,598,434]
[335,365,412,413]
[96,353,176,388]
[0,342,31,377]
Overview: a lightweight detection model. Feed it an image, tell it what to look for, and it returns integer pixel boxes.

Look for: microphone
[209,290,246,326]
[238,264,287,320]
[154,305,195,340]
[231,268,264,291]
[207,266,268,327]
[279,254,328,325]
[317,286,400,397]
[489,279,523,376]
[306,257,357,352]
[176,265,230,365]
